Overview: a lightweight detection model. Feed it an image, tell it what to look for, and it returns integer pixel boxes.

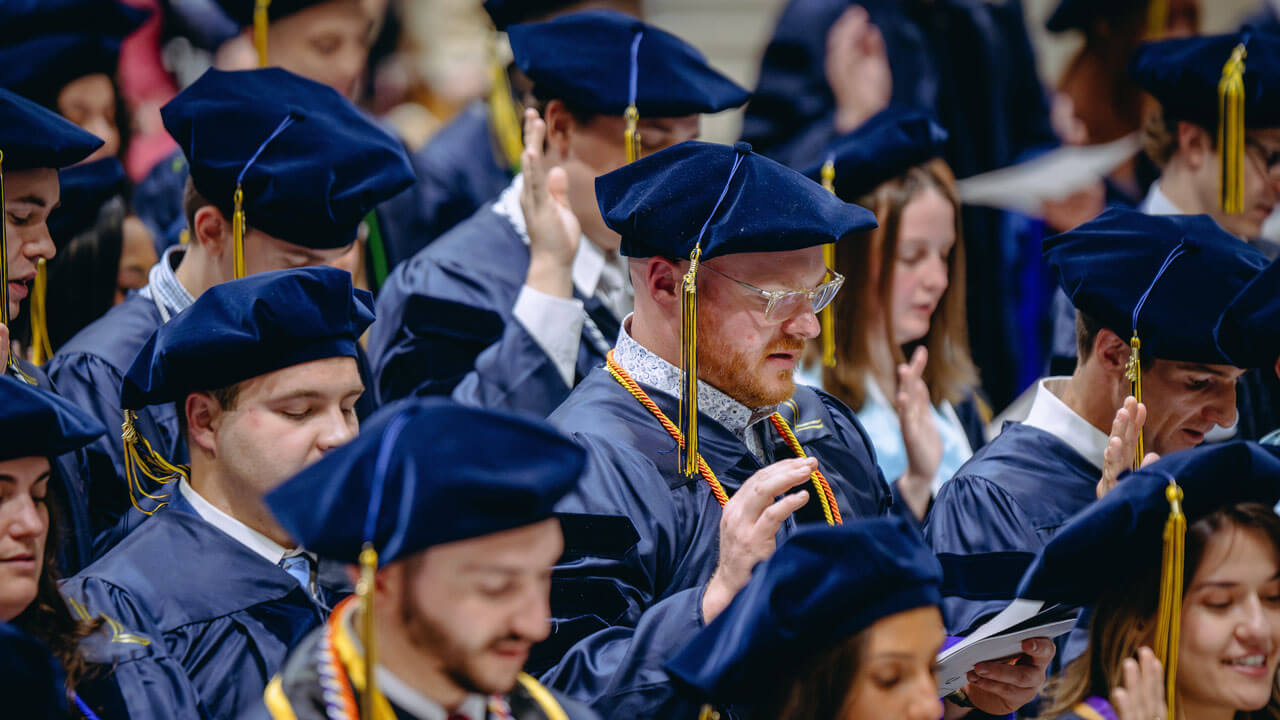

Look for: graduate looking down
[536,140,1053,718]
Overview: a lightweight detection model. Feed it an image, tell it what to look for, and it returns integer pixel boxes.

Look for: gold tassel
[697,705,720,720]
[357,543,379,720]
[1153,479,1186,719]
[1146,0,1168,38]
[253,0,271,68]
[233,184,247,279]
[29,258,51,365]
[1125,333,1145,470]
[1218,43,1247,215]
[820,158,837,368]
[487,57,524,172]
[121,409,189,515]
[679,247,701,478]
[624,104,641,164]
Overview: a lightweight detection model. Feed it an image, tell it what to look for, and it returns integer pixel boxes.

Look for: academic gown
[923,422,1099,635]
[533,368,892,718]
[7,358,102,575]
[259,599,600,720]
[369,203,618,414]
[61,492,352,720]
[375,100,515,273]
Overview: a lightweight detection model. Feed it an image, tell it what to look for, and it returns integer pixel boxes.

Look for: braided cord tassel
[1218,43,1247,214]
[769,414,841,525]
[819,157,837,367]
[253,0,271,67]
[1126,333,1144,470]
[233,185,247,279]
[679,248,701,478]
[1154,480,1186,718]
[29,258,51,365]
[121,410,189,515]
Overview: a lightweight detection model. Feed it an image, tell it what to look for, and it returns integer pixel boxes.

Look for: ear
[1176,121,1213,170]
[542,99,575,159]
[642,257,683,313]
[185,392,221,459]
[1273,355,1279,382]
[192,205,231,259]
[1092,327,1133,374]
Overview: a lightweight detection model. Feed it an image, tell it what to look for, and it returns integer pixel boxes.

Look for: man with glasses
[531,141,1054,719]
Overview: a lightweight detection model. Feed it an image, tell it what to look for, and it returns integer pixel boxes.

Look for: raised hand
[895,346,940,520]
[521,108,581,299]
[1111,648,1165,720]
[701,457,817,622]
[1098,396,1160,498]
[825,5,892,134]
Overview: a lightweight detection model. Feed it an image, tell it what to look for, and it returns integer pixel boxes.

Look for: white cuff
[513,284,585,388]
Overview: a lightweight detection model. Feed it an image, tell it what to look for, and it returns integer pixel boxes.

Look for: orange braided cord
[605,353,728,506]
[769,414,842,525]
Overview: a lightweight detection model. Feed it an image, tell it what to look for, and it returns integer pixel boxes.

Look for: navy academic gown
[376,100,515,273]
[533,368,892,718]
[62,492,351,720]
[923,422,1099,635]
[369,203,618,414]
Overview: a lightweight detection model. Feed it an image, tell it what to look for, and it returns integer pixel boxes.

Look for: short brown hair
[755,630,869,719]
[182,176,232,241]
[822,158,979,412]
[1075,311,1153,368]
[1142,106,1215,169]
[174,382,242,441]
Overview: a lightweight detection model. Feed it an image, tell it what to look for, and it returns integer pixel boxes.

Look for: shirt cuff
[513,284,585,388]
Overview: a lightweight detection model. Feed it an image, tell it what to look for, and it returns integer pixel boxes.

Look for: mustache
[766,339,806,354]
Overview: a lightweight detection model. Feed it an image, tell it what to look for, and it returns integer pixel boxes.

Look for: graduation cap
[801,107,948,367]
[666,518,942,713]
[1131,27,1280,213]
[507,9,749,163]
[0,34,129,109]
[119,266,374,515]
[0,0,149,47]
[1044,209,1268,466]
[597,139,876,478]
[28,158,130,366]
[0,373,105,462]
[0,623,70,718]
[160,67,414,278]
[1046,0,1168,37]
[265,396,585,717]
[1016,441,1280,719]
[1215,258,1280,370]
[482,0,588,30]
[0,88,103,381]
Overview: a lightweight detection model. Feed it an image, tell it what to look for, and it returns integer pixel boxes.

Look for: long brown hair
[822,158,978,412]
[11,474,102,691]
[755,630,869,720]
[1041,503,1280,719]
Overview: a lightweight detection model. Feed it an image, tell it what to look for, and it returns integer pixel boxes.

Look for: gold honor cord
[1125,333,1144,470]
[819,158,837,368]
[1154,479,1186,718]
[29,258,51,365]
[357,543,378,720]
[1219,43,1247,214]
[254,0,271,68]
[0,150,35,384]
[233,185,247,279]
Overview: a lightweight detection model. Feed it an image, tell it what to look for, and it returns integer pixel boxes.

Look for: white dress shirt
[1022,377,1109,471]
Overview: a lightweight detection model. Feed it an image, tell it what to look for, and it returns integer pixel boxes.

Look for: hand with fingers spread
[825,5,892,134]
[1111,647,1165,720]
[895,346,939,521]
[521,108,582,300]
[701,457,818,622]
[962,637,1057,716]
[1098,396,1160,498]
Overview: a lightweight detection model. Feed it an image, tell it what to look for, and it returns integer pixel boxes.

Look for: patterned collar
[613,316,776,451]
[138,245,195,320]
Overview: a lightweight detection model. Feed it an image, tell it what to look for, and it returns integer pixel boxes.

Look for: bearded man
[532,141,1056,719]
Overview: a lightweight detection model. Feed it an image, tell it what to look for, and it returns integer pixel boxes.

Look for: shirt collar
[612,315,777,441]
[1140,181,1185,216]
[493,174,627,300]
[139,245,195,318]
[178,479,306,566]
[1022,377,1110,470]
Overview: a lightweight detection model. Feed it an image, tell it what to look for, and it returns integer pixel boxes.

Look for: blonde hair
[822,158,978,412]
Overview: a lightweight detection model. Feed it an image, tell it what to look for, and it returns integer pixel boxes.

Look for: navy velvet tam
[0,0,148,46]
[507,9,749,117]
[0,374,104,461]
[1043,209,1268,364]
[47,158,129,244]
[598,140,878,261]
[801,106,949,200]
[0,88,103,170]
[1131,28,1280,130]
[159,67,415,250]
[1216,258,1280,369]
[666,517,943,705]
[121,266,374,409]
[213,0,339,24]
[483,0,587,30]
[265,397,586,564]
[0,32,138,108]
[1017,441,1280,607]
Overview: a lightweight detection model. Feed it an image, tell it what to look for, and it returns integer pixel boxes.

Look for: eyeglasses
[700,264,845,323]
[1245,138,1280,177]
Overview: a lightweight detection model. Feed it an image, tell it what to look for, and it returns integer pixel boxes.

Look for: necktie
[278,553,313,596]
